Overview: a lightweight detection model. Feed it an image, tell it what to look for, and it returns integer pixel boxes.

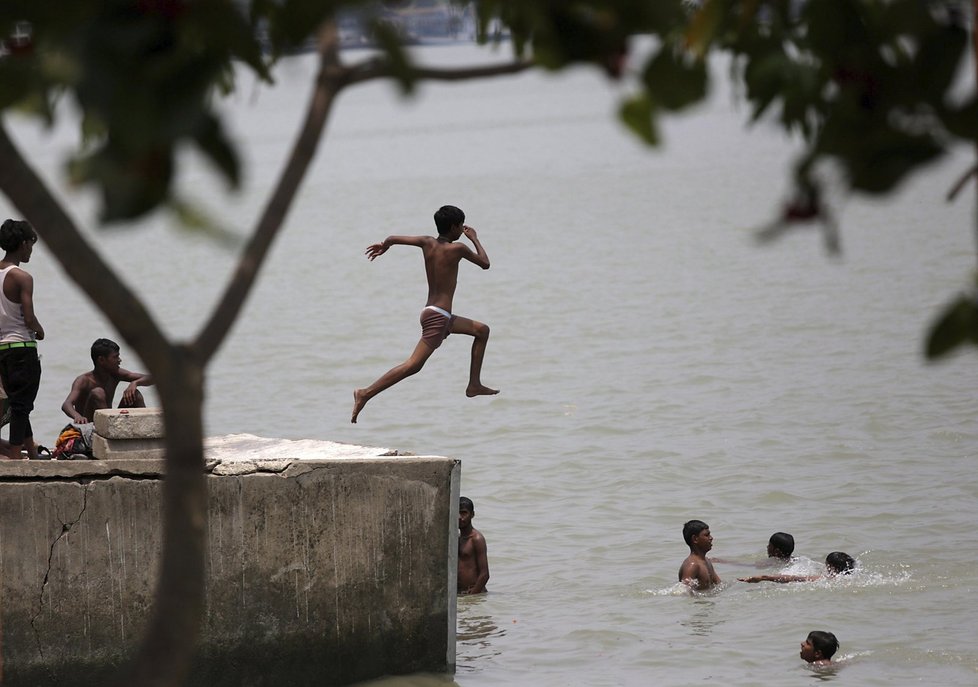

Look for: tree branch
[194,21,345,363]
[946,163,977,202]
[344,57,535,86]
[0,120,171,374]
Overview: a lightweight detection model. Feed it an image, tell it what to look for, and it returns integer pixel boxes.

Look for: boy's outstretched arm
[365,235,428,261]
[738,574,818,583]
[461,226,490,269]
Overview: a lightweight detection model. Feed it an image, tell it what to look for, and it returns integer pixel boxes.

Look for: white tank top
[0,265,34,343]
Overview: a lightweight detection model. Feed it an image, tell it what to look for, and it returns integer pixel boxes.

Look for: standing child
[679,519,721,591]
[457,496,489,595]
[0,219,44,460]
[352,205,498,422]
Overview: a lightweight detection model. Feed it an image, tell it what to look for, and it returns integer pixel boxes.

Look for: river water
[2,42,977,686]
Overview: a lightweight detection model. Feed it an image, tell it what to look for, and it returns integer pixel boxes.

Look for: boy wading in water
[352,205,498,423]
[679,519,721,591]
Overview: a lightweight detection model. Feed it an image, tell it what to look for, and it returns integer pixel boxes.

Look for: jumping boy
[679,519,721,591]
[458,496,489,595]
[800,630,839,665]
[351,205,498,423]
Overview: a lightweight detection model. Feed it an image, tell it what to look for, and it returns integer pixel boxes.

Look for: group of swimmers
[0,218,153,459]
[680,519,850,665]
[454,509,843,665]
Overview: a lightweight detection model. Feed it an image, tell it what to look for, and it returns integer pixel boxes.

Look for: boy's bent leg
[118,389,146,409]
[450,316,499,397]
[352,340,436,423]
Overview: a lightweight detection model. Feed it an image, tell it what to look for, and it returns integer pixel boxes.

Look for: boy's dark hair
[807,630,839,659]
[769,532,795,558]
[0,219,37,252]
[91,338,120,365]
[682,519,709,546]
[825,551,855,574]
[434,205,465,236]
[459,496,474,513]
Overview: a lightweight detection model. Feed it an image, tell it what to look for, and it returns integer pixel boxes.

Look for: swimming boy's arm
[460,226,490,269]
[738,574,818,583]
[365,235,429,261]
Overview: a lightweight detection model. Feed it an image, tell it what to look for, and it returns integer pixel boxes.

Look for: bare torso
[679,554,721,590]
[422,238,465,311]
[73,372,123,421]
[458,528,488,594]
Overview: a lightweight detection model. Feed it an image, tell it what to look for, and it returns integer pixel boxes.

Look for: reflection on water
[456,594,504,671]
[680,597,726,638]
[805,661,842,682]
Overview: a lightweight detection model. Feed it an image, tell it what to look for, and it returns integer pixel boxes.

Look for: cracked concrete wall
[0,456,460,686]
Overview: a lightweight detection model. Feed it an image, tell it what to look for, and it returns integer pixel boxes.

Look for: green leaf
[619,93,659,145]
[941,97,978,142]
[641,46,707,112]
[193,112,240,189]
[684,0,725,58]
[915,25,966,101]
[371,20,415,95]
[926,294,978,360]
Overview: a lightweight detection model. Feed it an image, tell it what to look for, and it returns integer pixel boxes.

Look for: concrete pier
[0,434,460,686]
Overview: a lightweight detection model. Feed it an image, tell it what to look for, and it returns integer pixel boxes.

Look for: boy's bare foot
[465,385,499,398]
[351,388,367,423]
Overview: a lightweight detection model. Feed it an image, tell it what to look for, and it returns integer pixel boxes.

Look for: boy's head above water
[800,631,839,663]
[767,532,795,559]
[682,520,712,552]
[825,551,855,575]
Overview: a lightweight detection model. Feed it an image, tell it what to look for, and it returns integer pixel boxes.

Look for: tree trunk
[116,346,207,687]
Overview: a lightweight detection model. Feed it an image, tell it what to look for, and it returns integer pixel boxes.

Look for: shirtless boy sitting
[62,338,154,424]
[457,496,489,595]
[679,519,721,591]
[351,205,498,423]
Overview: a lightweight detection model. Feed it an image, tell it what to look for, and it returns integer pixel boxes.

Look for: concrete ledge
[91,434,166,460]
[0,440,460,686]
[93,407,164,439]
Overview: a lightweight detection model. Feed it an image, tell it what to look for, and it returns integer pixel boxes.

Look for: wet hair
[91,338,120,365]
[459,496,474,513]
[807,630,839,659]
[0,219,37,252]
[433,205,465,236]
[825,551,855,575]
[682,519,709,546]
[768,532,795,558]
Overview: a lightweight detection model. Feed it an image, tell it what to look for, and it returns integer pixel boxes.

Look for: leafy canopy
[2,0,976,356]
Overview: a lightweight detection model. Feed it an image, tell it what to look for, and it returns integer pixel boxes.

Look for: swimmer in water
[679,519,721,591]
[711,531,796,567]
[738,551,855,583]
[800,630,839,665]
